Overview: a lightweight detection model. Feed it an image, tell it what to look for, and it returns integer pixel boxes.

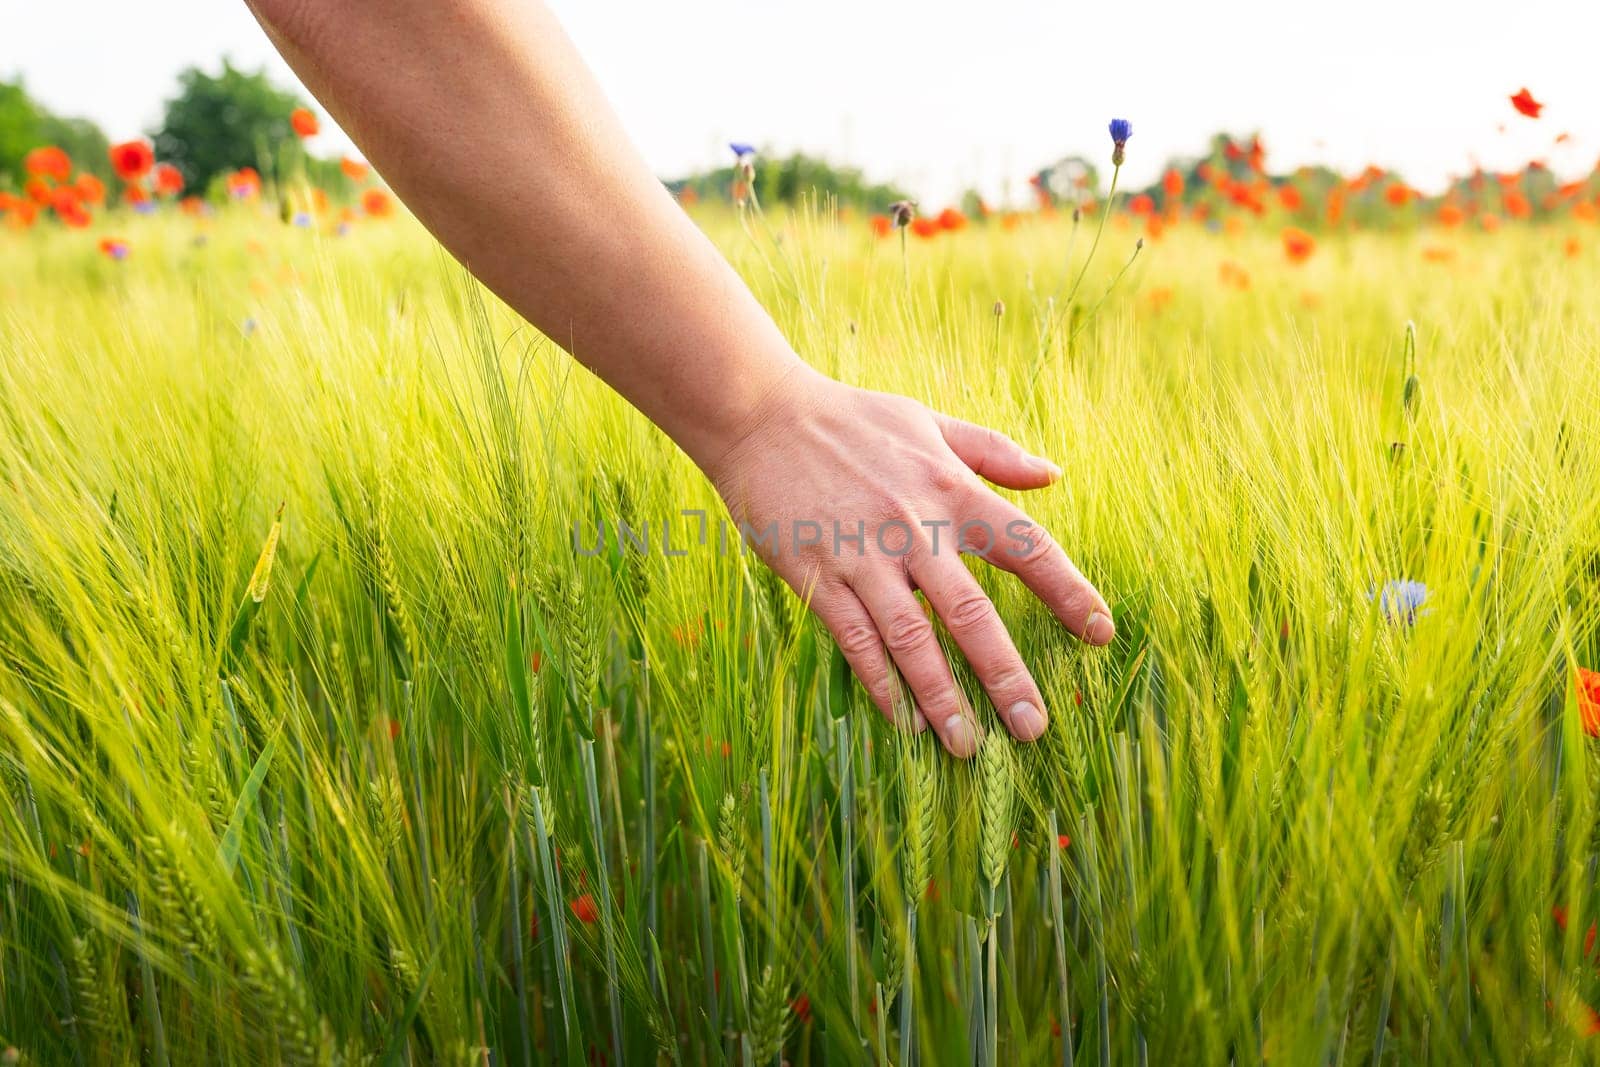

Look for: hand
[705,365,1115,758]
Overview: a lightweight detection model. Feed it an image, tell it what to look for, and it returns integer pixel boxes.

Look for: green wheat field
[3,204,1600,1065]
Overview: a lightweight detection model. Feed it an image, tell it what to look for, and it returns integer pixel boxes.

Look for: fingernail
[942,714,980,758]
[912,708,929,733]
[1086,611,1115,645]
[1008,700,1047,741]
[1029,455,1063,480]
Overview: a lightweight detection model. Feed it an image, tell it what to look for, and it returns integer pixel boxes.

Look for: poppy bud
[888,200,917,229]
[993,300,1005,317]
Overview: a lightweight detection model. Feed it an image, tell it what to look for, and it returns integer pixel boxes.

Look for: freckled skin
[245,0,1115,757]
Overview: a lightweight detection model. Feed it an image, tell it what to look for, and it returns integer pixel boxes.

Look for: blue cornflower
[1372,579,1429,624]
[1108,118,1132,166]
[292,212,313,228]
[132,200,157,215]
[729,142,756,184]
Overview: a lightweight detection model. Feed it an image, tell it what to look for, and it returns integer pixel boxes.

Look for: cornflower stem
[1028,165,1124,394]
[900,226,910,294]
[1066,164,1121,308]
[1066,241,1146,350]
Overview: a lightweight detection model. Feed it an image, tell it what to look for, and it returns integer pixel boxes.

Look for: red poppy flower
[5,201,38,229]
[936,207,966,232]
[152,163,185,196]
[340,156,369,181]
[1057,834,1071,849]
[362,188,395,218]
[869,214,892,238]
[98,237,130,261]
[1579,668,1600,738]
[1479,212,1502,232]
[388,718,403,741]
[74,173,106,205]
[123,183,149,206]
[1281,227,1316,264]
[1128,194,1155,217]
[569,893,599,924]
[290,107,320,138]
[109,140,154,182]
[1325,187,1346,226]
[1510,88,1543,119]
[909,216,940,239]
[1504,190,1532,219]
[1384,184,1412,207]
[54,198,91,229]
[24,146,71,181]
[1162,168,1184,200]
[226,168,262,200]
[1437,203,1465,227]
[790,994,812,1024]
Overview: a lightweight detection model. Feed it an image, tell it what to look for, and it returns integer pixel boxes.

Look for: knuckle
[1009,520,1056,566]
[925,459,968,496]
[981,427,1011,458]
[880,605,935,655]
[834,620,883,662]
[988,666,1034,698]
[943,588,996,632]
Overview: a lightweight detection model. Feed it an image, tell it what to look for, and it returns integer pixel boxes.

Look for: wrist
[694,358,832,488]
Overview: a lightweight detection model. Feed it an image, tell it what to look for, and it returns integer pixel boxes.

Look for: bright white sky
[6,1,1598,206]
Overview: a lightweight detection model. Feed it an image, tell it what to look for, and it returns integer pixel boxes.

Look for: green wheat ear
[750,962,790,1062]
[977,732,1016,903]
[718,790,747,902]
[898,735,938,908]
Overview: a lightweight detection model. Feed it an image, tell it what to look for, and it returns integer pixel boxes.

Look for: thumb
[934,413,1061,490]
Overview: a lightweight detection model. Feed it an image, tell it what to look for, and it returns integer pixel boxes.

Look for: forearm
[246,0,807,470]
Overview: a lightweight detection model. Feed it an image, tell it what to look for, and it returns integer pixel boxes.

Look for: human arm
[244,0,1115,756]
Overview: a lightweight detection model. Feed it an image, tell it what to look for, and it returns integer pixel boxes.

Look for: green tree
[0,79,111,189]
[151,61,310,193]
